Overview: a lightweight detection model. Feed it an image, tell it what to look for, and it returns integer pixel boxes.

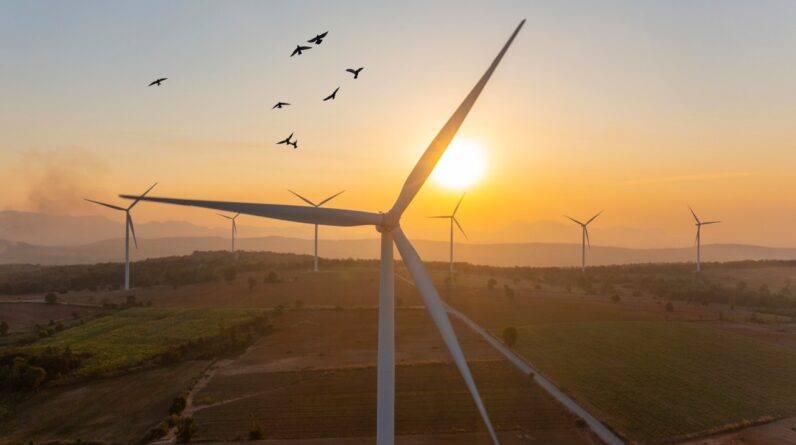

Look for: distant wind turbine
[120,19,525,445]
[689,206,720,272]
[85,183,157,290]
[217,213,241,253]
[565,211,603,272]
[430,193,468,274]
[289,190,345,272]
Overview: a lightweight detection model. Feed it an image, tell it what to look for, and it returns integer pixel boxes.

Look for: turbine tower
[289,190,345,272]
[217,213,240,252]
[120,20,525,445]
[430,192,468,274]
[85,183,157,290]
[689,206,720,273]
[565,211,603,272]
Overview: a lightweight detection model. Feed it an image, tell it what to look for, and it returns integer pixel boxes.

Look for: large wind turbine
[120,20,525,445]
[565,211,603,272]
[217,213,240,252]
[288,190,345,272]
[430,193,468,274]
[85,183,157,290]
[689,206,720,273]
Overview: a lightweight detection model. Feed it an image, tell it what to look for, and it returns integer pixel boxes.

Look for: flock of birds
[147,31,362,151]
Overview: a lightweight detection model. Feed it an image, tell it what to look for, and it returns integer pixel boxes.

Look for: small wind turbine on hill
[289,190,345,272]
[217,213,240,253]
[430,192,468,274]
[85,183,157,290]
[565,211,603,272]
[120,20,525,445]
[689,206,720,272]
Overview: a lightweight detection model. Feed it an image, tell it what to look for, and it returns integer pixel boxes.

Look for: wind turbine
[120,20,525,445]
[430,192,468,274]
[217,213,240,253]
[85,183,157,290]
[689,206,720,272]
[565,211,603,272]
[288,190,345,272]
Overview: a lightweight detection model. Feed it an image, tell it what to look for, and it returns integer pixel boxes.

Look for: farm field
[509,321,796,443]
[0,302,100,332]
[0,360,207,445]
[17,308,264,377]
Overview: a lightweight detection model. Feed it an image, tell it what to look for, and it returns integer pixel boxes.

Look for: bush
[665,301,674,312]
[504,285,514,299]
[501,326,518,347]
[176,416,197,442]
[487,278,498,290]
[293,300,303,309]
[170,393,187,415]
[248,413,264,440]
[45,292,58,305]
[0,321,8,336]
[23,366,46,389]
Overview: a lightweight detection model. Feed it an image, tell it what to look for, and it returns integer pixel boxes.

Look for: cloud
[20,147,109,214]
[619,171,755,186]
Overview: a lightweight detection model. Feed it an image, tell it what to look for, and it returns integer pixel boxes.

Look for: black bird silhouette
[277,133,294,145]
[288,140,298,149]
[346,67,364,79]
[308,31,328,45]
[272,102,290,109]
[291,45,312,57]
[148,78,168,87]
[323,87,340,101]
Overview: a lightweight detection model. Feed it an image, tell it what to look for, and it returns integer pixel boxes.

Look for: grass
[510,321,796,443]
[19,308,260,377]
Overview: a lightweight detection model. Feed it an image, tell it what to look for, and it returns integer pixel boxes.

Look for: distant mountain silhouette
[3,234,796,267]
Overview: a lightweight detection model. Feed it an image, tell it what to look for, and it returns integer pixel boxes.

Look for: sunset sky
[1,1,795,247]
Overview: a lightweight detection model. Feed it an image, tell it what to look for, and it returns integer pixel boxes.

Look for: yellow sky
[1,1,796,247]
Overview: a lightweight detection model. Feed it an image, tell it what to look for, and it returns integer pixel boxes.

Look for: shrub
[293,300,303,309]
[487,278,498,290]
[501,326,518,347]
[23,366,46,389]
[170,393,187,415]
[504,285,514,299]
[665,301,674,312]
[248,413,264,440]
[221,265,237,283]
[45,292,58,305]
[0,321,8,336]
[176,416,197,442]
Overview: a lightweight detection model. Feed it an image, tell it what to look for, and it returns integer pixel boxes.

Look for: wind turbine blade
[392,228,498,444]
[564,215,584,226]
[584,227,591,249]
[702,221,721,225]
[387,20,525,221]
[688,206,700,224]
[428,215,452,219]
[453,217,469,240]
[586,210,603,225]
[118,195,383,227]
[127,213,138,249]
[233,220,237,236]
[216,213,233,220]
[128,182,158,210]
[452,192,466,216]
[84,199,126,211]
[317,190,346,207]
[288,190,317,207]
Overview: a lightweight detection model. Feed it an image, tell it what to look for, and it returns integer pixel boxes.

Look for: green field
[510,321,796,443]
[19,308,261,376]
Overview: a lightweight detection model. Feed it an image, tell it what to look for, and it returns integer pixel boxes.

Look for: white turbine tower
[217,213,240,252]
[565,211,603,272]
[689,206,720,273]
[288,190,345,272]
[85,183,157,290]
[120,20,525,445]
[430,192,468,274]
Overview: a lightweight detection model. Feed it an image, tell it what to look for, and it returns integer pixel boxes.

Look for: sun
[431,138,487,190]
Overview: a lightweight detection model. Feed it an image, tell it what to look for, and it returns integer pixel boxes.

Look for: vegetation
[501,326,518,347]
[511,321,796,442]
[176,415,197,442]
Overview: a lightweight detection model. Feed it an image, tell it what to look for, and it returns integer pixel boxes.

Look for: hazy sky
[1,0,795,247]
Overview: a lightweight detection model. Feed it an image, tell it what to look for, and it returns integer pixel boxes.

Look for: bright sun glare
[431,138,487,190]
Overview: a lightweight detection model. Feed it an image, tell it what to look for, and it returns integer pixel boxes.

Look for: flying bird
[291,45,312,57]
[308,31,328,45]
[346,67,364,79]
[272,102,290,109]
[323,87,340,101]
[277,133,294,146]
[148,78,167,87]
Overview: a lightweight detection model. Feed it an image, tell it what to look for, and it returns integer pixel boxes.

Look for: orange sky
[1,1,795,247]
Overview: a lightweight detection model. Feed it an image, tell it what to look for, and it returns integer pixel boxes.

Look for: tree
[501,326,518,347]
[0,321,8,336]
[176,416,197,443]
[170,394,187,415]
[487,278,498,290]
[504,285,514,299]
[45,292,58,305]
